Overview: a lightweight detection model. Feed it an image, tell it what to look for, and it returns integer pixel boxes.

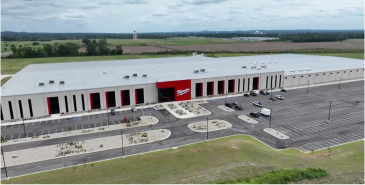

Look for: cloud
[181,0,228,5]
[123,0,148,4]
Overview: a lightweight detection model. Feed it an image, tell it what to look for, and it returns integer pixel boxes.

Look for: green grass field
[1,77,11,86]
[2,135,363,184]
[2,53,363,75]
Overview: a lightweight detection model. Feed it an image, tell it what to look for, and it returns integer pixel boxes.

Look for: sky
[1,0,364,33]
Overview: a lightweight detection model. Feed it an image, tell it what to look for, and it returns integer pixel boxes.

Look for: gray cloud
[181,0,228,5]
[123,0,148,4]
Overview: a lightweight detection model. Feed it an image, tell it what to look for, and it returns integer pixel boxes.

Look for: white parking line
[10,135,13,140]
[18,124,21,128]
[45,121,48,124]
[118,120,121,124]
[94,123,96,127]
[82,125,84,129]
[26,133,28,138]
[76,126,77,130]
[112,121,115,125]
[32,122,35,126]
[48,130,50,135]
[33,132,36,137]
[55,129,57,133]
[10,125,13,129]
[88,124,90,128]
[18,134,21,139]
[39,121,41,125]
[99,114,101,117]
[3,126,6,130]
[100,123,103,127]
[41,131,43,136]
[62,128,64,132]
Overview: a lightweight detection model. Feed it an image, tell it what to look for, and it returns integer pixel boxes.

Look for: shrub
[68,126,72,131]
[100,144,103,148]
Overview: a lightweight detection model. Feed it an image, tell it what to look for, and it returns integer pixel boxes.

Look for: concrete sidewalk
[1,78,362,127]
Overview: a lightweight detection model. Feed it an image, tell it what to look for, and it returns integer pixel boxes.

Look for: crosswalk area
[274,111,364,137]
[296,131,364,153]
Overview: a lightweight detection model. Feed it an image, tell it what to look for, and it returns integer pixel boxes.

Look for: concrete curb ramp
[238,115,258,124]
[264,128,290,139]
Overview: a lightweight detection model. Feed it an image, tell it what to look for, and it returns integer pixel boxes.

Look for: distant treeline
[1,31,363,42]
[6,38,123,58]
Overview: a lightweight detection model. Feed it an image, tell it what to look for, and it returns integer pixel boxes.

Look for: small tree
[311,149,314,155]
[327,147,332,156]
[68,125,72,131]
[4,48,7,51]
[1,136,4,143]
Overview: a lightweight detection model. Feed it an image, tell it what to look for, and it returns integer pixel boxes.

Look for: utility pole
[338,77,341,90]
[121,130,124,158]
[206,117,209,141]
[306,81,309,96]
[22,119,26,139]
[1,147,8,179]
[269,108,272,130]
[327,102,332,123]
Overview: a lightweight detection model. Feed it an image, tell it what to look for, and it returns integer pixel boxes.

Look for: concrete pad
[263,128,290,139]
[2,116,160,146]
[238,115,259,124]
[163,100,211,119]
[3,129,171,167]
[217,105,235,112]
[187,119,232,133]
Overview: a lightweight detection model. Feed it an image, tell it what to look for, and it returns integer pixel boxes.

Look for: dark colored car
[281,88,287,92]
[243,93,250,97]
[260,90,270,95]
[235,105,243,110]
[225,103,233,108]
[250,112,260,118]
[269,97,277,101]
[250,91,258,96]
[110,108,116,115]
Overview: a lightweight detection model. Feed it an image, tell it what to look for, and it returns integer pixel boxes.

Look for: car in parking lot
[269,97,277,101]
[234,103,243,110]
[275,95,284,100]
[250,112,260,118]
[110,108,116,115]
[260,90,270,95]
[243,93,250,97]
[250,91,258,96]
[253,101,263,107]
[281,88,287,92]
[225,103,233,108]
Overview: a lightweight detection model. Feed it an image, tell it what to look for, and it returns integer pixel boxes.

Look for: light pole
[1,147,8,179]
[327,102,332,123]
[338,77,341,90]
[206,117,209,141]
[133,106,136,122]
[22,119,26,139]
[107,107,110,125]
[306,81,309,96]
[224,90,228,105]
[271,88,273,99]
[269,108,272,130]
[142,104,144,117]
[121,130,125,158]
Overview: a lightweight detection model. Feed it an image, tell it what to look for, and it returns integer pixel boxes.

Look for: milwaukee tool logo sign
[176,88,190,96]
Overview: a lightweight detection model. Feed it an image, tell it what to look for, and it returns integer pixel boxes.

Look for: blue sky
[1,0,364,33]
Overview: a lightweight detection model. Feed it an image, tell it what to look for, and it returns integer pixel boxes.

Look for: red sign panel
[156,79,191,101]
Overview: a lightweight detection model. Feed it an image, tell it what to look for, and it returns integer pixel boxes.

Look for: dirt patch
[304,152,333,158]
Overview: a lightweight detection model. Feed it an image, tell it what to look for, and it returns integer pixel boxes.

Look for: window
[18,100,23,118]
[285,77,287,79]
[301,76,303,77]
[330,73,332,74]
[351,71,352,72]
[8,101,14,119]
[293,76,295,78]
[73,95,77,112]
[316,74,318,76]
[309,75,311,77]
[81,94,85,111]
[357,70,359,71]
[337,72,339,73]
[344,71,346,73]
[28,99,33,117]
[64,96,69,113]
[323,73,325,75]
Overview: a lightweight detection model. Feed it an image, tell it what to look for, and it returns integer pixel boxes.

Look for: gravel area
[187,119,232,133]
[238,115,259,124]
[263,128,290,139]
[2,129,171,167]
[163,100,211,119]
[2,116,159,146]
[217,105,235,112]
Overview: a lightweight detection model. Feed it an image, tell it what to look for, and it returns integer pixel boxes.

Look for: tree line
[6,38,123,58]
[277,33,364,42]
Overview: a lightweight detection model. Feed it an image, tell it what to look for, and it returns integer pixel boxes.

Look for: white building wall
[291,75,300,86]
[335,71,343,81]
[145,83,158,103]
[299,74,308,85]
[2,96,18,120]
[342,70,350,80]
[307,73,315,84]
[236,75,246,92]
[329,71,336,82]
[349,69,356,79]
[321,72,329,83]
[355,68,363,78]
[314,73,322,83]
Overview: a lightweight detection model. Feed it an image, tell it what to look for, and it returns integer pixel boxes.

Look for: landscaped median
[187,119,232,132]
[1,116,159,146]
[1,129,171,167]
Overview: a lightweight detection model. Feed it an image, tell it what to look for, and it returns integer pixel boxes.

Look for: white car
[275,95,284,100]
[253,101,263,107]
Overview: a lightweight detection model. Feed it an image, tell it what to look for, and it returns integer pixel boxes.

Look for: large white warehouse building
[1,54,363,121]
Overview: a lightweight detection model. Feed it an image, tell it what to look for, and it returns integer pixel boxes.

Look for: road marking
[107,122,109,126]
[100,123,103,127]
[39,121,42,125]
[112,121,115,125]
[10,125,13,129]
[18,124,21,128]
[99,114,101,117]
[76,126,77,130]
[59,119,60,122]
[18,134,21,139]
[26,133,28,138]
[25,123,28,127]
[55,129,57,133]
[118,120,121,124]
[62,128,63,132]
[110,153,115,155]
[45,121,48,124]
[33,132,36,137]
[82,125,83,129]
[88,115,90,119]
[32,122,35,126]
[48,130,50,135]
[94,123,96,127]
[88,124,90,128]
[41,131,43,136]
[93,114,95,118]
[10,135,13,140]
[3,126,6,130]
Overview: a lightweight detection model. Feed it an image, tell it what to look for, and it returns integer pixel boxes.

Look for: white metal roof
[1,54,363,96]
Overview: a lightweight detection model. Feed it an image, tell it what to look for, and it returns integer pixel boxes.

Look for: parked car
[281,88,287,92]
[253,101,263,107]
[250,91,258,96]
[259,108,271,116]
[110,108,116,115]
[260,90,270,95]
[232,102,239,106]
[225,103,233,108]
[131,107,137,112]
[250,112,260,118]
[275,95,284,100]
[235,104,243,110]
[243,93,250,97]
[269,97,277,101]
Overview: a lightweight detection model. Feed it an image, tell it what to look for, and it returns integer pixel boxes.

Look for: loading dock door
[90,93,101,109]
[207,82,213,95]
[106,91,116,108]
[218,80,225,94]
[121,90,130,106]
[48,97,60,114]
[252,77,259,90]
[158,87,175,102]
[135,89,144,104]
[195,83,203,97]
[228,79,235,93]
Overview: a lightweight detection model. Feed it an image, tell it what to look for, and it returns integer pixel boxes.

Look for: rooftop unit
[103,71,107,74]
[142,74,147,77]
[251,66,257,69]
[242,66,247,69]
[261,65,266,68]
[290,69,295,72]
[200,69,205,72]
[124,75,129,79]
[60,81,65,84]
[193,70,199,73]
[39,82,44,86]
[133,73,137,77]
[49,80,54,84]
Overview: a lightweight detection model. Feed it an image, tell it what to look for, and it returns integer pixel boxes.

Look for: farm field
[2,135,363,184]
[1,53,364,75]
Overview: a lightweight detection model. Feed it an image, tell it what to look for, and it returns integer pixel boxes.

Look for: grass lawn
[1,77,11,86]
[2,135,363,184]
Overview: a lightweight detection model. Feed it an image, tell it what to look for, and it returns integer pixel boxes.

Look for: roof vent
[200,69,205,72]
[133,73,137,77]
[249,62,252,64]
[251,66,257,69]
[49,80,54,84]
[39,82,44,86]
[242,66,246,69]
[193,70,199,73]
[124,75,129,79]
[297,69,303,71]
[261,65,266,68]
[290,69,295,72]
[305,68,311,71]
[142,74,147,77]
[257,68,261,70]
[60,81,65,84]
[103,71,107,74]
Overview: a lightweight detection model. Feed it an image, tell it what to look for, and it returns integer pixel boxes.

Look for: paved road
[1,80,364,179]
